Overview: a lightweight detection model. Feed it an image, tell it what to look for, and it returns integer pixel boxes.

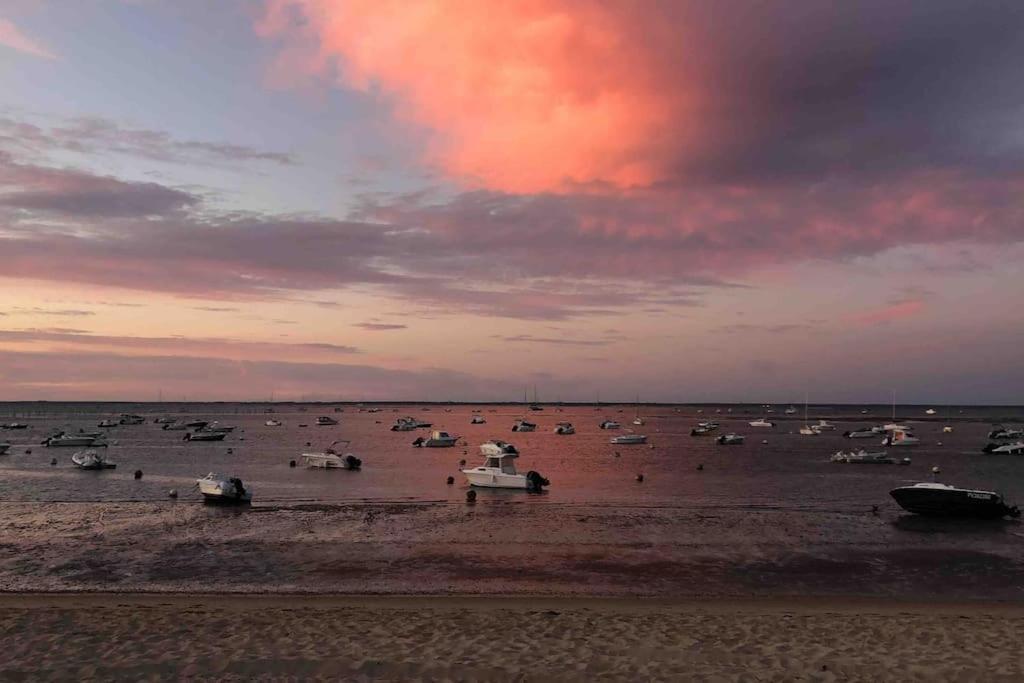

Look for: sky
[0,0,1022,403]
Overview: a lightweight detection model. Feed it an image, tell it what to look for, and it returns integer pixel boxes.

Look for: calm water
[2,402,1023,510]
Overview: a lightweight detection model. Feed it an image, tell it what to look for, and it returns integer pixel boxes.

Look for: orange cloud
[259,0,691,192]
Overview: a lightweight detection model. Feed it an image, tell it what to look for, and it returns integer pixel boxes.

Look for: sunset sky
[1,1,1022,402]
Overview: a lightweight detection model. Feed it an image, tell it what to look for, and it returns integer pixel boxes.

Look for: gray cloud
[354,322,408,331]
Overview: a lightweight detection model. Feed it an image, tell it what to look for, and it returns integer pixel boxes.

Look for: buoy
[446,476,454,485]
[697,464,704,471]
[50,458,57,466]
[226,448,233,454]
[289,459,296,468]
[636,473,644,482]
[466,489,477,504]
[459,459,466,466]
[613,451,620,458]
[134,469,143,480]
[26,448,32,454]
[305,442,311,447]
[871,505,879,515]
[168,489,178,498]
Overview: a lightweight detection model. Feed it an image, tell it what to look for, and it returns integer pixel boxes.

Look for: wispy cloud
[0,18,55,60]
[494,334,611,347]
[354,322,408,331]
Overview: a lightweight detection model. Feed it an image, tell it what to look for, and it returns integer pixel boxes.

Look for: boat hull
[890,487,1017,519]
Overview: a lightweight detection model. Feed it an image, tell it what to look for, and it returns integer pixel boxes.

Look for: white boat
[553,422,575,435]
[799,426,818,436]
[301,441,362,469]
[632,417,645,426]
[717,433,745,445]
[71,450,117,470]
[988,425,1024,440]
[982,441,1024,455]
[599,420,620,430]
[749,418,774,428]
[812,420,836,432]
[943,426,954,433]
[831,449,894,464]
[196,473,251,504]
[480,440,519,457]
[462,448,548,491]
[925,408,936,415]
[97,419,118,428]
[511,419,537,432]
[882,429,919,447]
[470,415,487,424]
[412,430,459,447]
[2,423,28,430]
[184,431,227,442]
[44,433,105,448]
[843,427,877,439]
[391,417,419,431]
[315,416,339,426]
[119,414,145,425]
[883,423,910,432]
[265,419,283,427]
[610,433,647,445]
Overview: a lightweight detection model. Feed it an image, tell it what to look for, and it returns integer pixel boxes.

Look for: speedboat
[185,420,209,429]
[462,448,548,491]
[599,420,621,430]
[611,433,647,445]
[830,449,893,464]
[71,450,117,470]
[512,419,537,432]
[301,441,362,469]
[265,419,283,427]
[717,433,745,445]
[812,420,836,432]
[153,417,176,424]
[553,422,575,435]
[204,422,235,433]
[391,417,419,431]
[97,419,119,428]
[183,431,227,442]
[119,414,145,425]
[470,415,487,424]
[982,441,1024,455]
[749,418,774,428]
[412,430,459,447]
[843,427,877,439]
[890,483,1019,519]
[882,429,919,447]
[196,473,252,504]
[480,440,519,457]
[988,425,1023,440]
[690,421,719,436]
[2,423,28,430]
[44,433,106,448]
[315,416,339,426]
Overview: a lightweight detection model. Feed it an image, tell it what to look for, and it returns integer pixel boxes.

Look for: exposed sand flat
[1,594,1022,681]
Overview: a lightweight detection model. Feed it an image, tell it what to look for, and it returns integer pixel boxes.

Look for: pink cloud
[0,18,55,59]
[848,299,926,327]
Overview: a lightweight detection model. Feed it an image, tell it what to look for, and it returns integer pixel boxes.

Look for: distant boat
[925,408,937,415]
[831,449,893,464]
[0,443,10,455]
[470,415,486,424]
[153,417,176,424]
[882,429,919,447]
[982,441,1024,455]
[890,483,1019,519]
[553,422,575,435]
[632,395,644,426]
[462,446,547,491]
[301,440,362,469]
[599,420,621,430]
[812,420,836,432]
[265,419,283,427]
[185,420,208,429]
[717,433,744,445]
[690,421,718,436]
[749,418,774,428]
[610,433,647,445]
[315,416,339,426]
[784,406,798,415]
[511,419,537,432]
[119,414,145,425]
[412,430,459,447]
[988,425,1023,440]
[1,423,28,430]
[843,427,877,439]
[204,422,235,433]
[97,419,118,428]
[71,450,117,470]
[44,433,105,448]
[480,440,519,457]
[162,421,188,431]
[197,473,251,505]
[184,431,226,442]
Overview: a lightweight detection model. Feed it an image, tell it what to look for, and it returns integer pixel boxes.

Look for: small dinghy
[748,418,774,428]
[301,441,362,469]
[184,431,227,442]
[716,433,745,445]
[197,473,252,504]
[553,422,575,434]
[890,483,1019,519]
[71,449,117,470]
[265,419,283,427]
[611,433,648,445]
[512,419,537,432]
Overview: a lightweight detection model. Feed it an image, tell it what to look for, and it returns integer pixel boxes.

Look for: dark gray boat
[890,483,1019,519]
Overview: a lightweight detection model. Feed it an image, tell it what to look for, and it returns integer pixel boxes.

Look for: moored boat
[97,419,119,428]
[890,483,1019,519]
[2,423,29,430]
[301,440,362,469]
[843,427,877,439]
[265,419,283,427]
[982,441,1024,455]
[830,449,893,464]
[71,450,117,470]
[0,443,10,455]
[748,418,774,428]
[119,414,145,425]
[470,415,487,424]
[480,440,519,457]
[611,433,647,445]
[553,422,575,435]
[184,431,227,442]
[44,433,106,448]
[197,473,251,504]
[315,416,339,426]
[599,420,621,430]
[717,433,745,445]
[882,429,919,447]
[462,446,548,491]
[511,419,537,432]
[412,430,459,447]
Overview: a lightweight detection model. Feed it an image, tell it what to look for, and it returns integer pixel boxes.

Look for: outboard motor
[230,478,246,498]
[411,437,425,447]
[345,454,362,470]
[982,443,999,453]
[525,470,549,493]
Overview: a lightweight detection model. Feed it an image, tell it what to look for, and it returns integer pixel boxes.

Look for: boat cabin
[483,454,518,473]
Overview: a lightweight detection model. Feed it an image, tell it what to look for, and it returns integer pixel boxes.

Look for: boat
[183,431,227,442]
[890,483,1019,519]
[511,419,537,432]
[2,423,29,430]
[798,394,816,435]
[599,420,621,430]
[784,406,798,415]
[204,422,235,433]
[153,417,176,424]
[44,433,105,448]
[553,422,575,435]
[265,419,283,427]
[470,415,486,424]
[830,449,893,464]
[185,420,209,429]
[301,441,362,469]
[943,426,954,433]
[987,425,1023,440]
[462,447,548,491]
[812,420,836,432]
[71,450,117,470]
[610,433,647,445]
[982,441,1024,455]
[748,418,774,428]
[119,414,145,425]
[843,427,877,439]
[390,417,418,431]
[315,416,339,426]
[480,440,519,457]
[97,419,118,428]
[717,433,745,445]
[196,473,252,504]
[162,421,188,431]
[632,396,645,426]
[0,443,10,455]
[412,430,459,447]
[925,408,937,415]
[882,429,919,447]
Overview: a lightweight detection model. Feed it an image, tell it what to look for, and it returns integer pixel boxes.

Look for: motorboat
[153,416,176,424]
[843,427,877,439]
[204,422,235,433]
[717,433,745,445]
[196,473,252,504]
[315,416,339,426]
[412,430,459,447]
[882,429,919,447]
[71,450,117,470]
[830,449,893,464]
[162,421,188,431]
[301,441,362,469]
[480,440,519,457]
[265,419,283,427]
[784,406,798,415]
[119,414,145,425]
[883,423,910,432]
[942,426,954,433]
[799,425,818,436]
[185,420,209,429]
[925,408,937,415]
[391,417,419,431]
[632,417,645,426]
[813,420,836,432]
[2,423,28,430]
[988,425,1023,440]
[44,433,106,448]
[748,418,775,428]
[982,441,1024,455]
[690,421,719,436]
[471,415,487,424]
[512,419,537,432]
[890,483,1019,519]
[599,420,621,430]
[462,448,548,491]
[611,433,647,445]
[553,422,575,435]
[183,431,227,442]
[97,419,118,428]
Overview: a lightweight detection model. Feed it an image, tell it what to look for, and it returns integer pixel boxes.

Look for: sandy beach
[1,594,1021,681]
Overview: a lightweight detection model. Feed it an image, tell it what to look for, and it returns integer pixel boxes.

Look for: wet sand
[2,594,1022,681]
